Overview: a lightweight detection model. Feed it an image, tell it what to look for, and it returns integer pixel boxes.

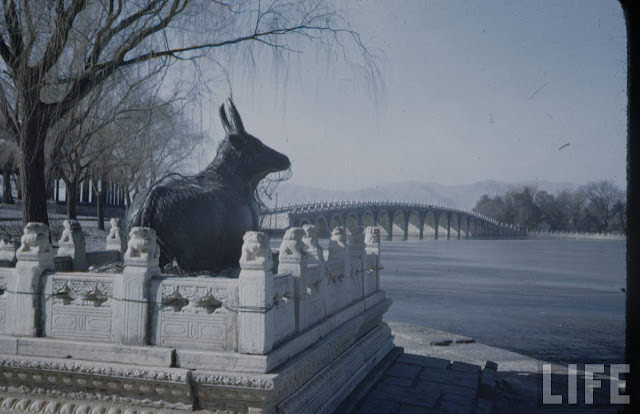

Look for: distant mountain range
[269,180,581,210]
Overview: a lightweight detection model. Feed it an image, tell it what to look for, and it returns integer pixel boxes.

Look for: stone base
[0,297,393,413]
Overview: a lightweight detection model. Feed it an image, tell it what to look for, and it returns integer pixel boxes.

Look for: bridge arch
[361,210,375,228]
[463,216,471,238]
[345,212,359,233]
[315,216,330,238]
[392,210,407,240]
[457,214,467,239]
[407,210,422,238]
[330,214,344,231]
[376,210,392,240]
[423,210,436,239]
[472,218,479,237]
[436,211,448,240]
[450,214,460,240]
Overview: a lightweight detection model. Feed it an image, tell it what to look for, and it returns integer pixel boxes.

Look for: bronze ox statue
[127,99,290,272]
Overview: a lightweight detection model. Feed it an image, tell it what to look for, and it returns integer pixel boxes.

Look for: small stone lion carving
[107,218,121,242]
[239,231,271,266]
[364,226,380,246]
[17,222,50,255]
[106,218,125,253]
[302,224,323,259]
[125,227,159,260]
[279,227,305,261]
[328,226,347,261]
[302,224,319,247]
[330,226,347,246]
[58,219,84,247]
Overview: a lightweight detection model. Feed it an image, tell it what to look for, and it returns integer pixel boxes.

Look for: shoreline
[388,320,623,413]
[388,320,543,373]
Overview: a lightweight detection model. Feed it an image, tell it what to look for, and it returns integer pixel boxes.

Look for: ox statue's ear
[219,103,232,134]
[225,99,245,134]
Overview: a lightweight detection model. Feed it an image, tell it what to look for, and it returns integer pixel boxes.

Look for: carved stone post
[106,218,126,256]
[238,231,274,354]
[279,227,326,332]
[328,226,349,266]
[326,226,350,314]
[117,227,159,345]
[348,226,366,302]
[0,239,17,267]
[302,224,324,264]
[364,226,381,294]
[7,223,54,336]
[278,228,306,331]
[303,224,329,320]
[56,219,88,271]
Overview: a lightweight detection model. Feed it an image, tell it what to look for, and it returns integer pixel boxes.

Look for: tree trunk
[103,180,109,206]
[46,175,55,200]
[65,179,78,219]
[96,179,105,231]
[77,180,83,204]
[2,170,14,204]
[18,123,48,225]
[97,191,105,230]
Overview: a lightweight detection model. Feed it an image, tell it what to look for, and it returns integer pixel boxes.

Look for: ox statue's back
[127,99,290,273]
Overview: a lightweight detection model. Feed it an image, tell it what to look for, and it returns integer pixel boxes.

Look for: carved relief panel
[150,277,238,351]
[42,273,117,342]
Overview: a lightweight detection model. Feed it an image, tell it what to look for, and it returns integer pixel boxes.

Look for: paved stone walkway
[338,348,497,414]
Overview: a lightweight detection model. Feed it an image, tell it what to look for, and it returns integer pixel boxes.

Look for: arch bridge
[265,201,524,240]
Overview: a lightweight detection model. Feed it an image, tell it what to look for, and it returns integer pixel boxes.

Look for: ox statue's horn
[225,98,245,134]
[219,103,232,134]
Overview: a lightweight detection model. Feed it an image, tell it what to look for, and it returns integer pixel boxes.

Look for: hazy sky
[196,0,627,191]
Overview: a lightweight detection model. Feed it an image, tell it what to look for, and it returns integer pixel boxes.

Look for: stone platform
[0,222,393,413]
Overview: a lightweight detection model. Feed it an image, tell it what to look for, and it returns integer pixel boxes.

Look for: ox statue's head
[215,99,291,187]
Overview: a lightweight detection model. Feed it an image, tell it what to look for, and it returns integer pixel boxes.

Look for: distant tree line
[473,180,626,233]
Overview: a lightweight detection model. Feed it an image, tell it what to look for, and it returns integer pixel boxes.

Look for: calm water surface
[379,239,625,364]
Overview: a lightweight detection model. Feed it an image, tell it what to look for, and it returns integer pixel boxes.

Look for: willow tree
[0,0,378,225]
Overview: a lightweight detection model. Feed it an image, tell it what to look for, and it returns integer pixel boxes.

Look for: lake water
[379,239,626,365]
